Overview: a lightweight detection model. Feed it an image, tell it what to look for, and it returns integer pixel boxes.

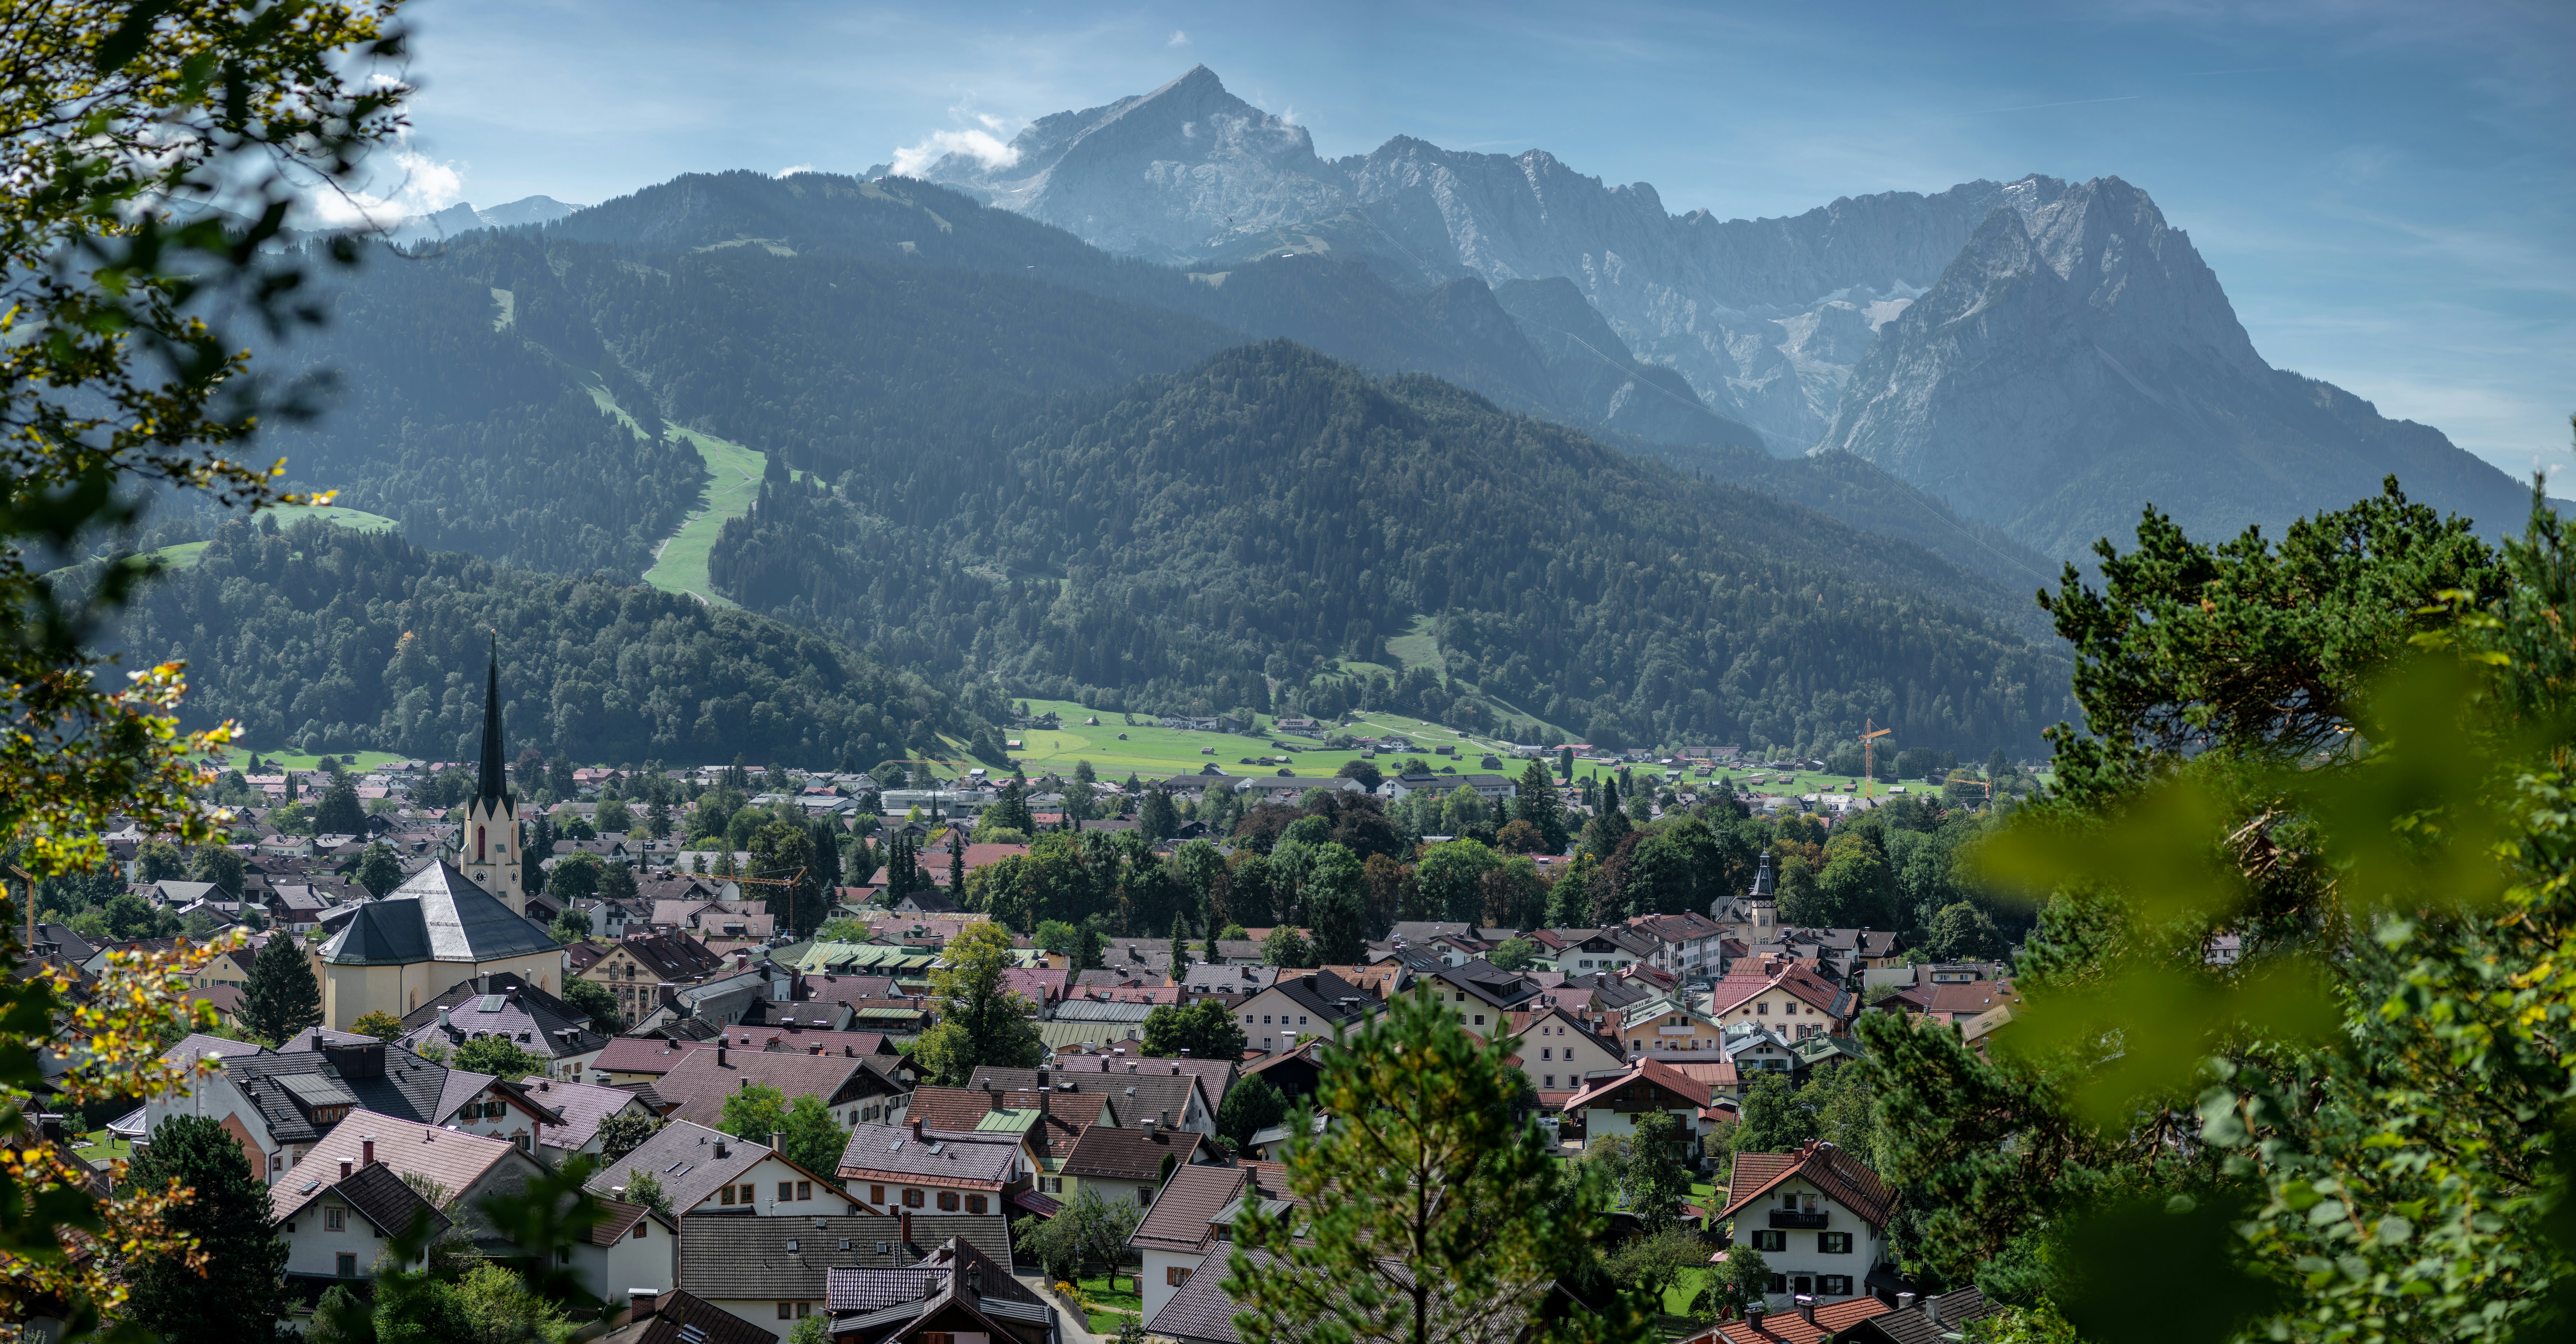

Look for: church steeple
[454,641,527,916]
[478,643,510,805]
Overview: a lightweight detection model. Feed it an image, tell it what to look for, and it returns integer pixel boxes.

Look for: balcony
[1769,1209,1829,1229]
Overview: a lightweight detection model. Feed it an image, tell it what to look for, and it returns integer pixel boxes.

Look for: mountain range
[913,66,2547,558]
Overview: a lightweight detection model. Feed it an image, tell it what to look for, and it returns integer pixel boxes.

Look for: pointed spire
[478,638,508,804]
[1751,851,1775,898]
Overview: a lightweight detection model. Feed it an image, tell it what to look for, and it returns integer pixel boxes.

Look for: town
[24,662,2033,1344]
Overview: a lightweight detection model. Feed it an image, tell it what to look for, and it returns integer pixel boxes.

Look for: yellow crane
[1860,719,1893,799]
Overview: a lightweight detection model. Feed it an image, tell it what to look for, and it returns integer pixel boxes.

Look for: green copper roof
[973,1108,1040,1134]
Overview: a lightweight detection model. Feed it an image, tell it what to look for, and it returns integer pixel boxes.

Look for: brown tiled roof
[1694,1294,1890,1344]
[833,1123,1017,1188]
[597,1290,778,1344]
[586,1198,669,1247]
[1561,1058,1717,1112]
[1127,1163,1250,1255]
[1060,1124,1202,1182]
[904,1085,1091,1161]
[1714,1139,1896,1229]
[650,1048,869,1127]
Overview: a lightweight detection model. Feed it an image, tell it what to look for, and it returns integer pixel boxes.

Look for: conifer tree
[122,1114,292,1341]
[1170,914,1191,972]
[241,931,322,1042]
[1138,786,1178,842]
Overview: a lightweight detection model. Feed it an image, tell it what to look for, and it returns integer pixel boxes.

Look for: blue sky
[381,0,2572,473]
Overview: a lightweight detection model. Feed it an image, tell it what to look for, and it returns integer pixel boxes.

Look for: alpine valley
[122,67,2546,764]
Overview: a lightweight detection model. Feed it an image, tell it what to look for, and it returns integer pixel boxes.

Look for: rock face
[380,195,582,246]
[1818,178,2537,557]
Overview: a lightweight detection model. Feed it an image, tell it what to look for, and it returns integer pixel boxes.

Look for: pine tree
[241,931,321,1042]
[1170,913,1191,972]
[123,1114,292,1341]
[1138,786,1178,842]
[315,773,365,835]
[1514,759,1567,853]
[948,839,965,894]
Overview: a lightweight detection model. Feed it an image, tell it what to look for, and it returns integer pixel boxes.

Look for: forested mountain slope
[707,343,2074,752]
[113,518,998,765]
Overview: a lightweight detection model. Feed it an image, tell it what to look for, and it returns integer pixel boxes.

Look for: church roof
[320,862,560,966]
[477,649,514,810]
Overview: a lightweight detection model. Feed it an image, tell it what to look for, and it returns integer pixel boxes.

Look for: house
[834,1120,1023,1217]
[395,974,609,1080]
[822,1236,1056,1344]
[1617,992,1732,1058]
[311,861,565,1029]
[1546,926,1658,976]
[1508,1000,1627,1091]
[1714,1139,1898,1309]
[270,1109,550,1286]
[899,1085,1089,1209]
[568,1201,683,1321]
[1420,959,1543,1031]
[1625,912,1727,980]
[1377,773,1514,802]
[1041,1051,1238,1113]
[677,1212,1013,1340]
[1721,1023,1801,1080]
[1228,970,1386,1055]
[514,1077,657,1162]
[598,1291,778,1344]
[1129,1160,1296,1325]
[586,1120,857,1219]
[1692,1294,1892,1344]
[1561,1057,1732,1149]
[650,1043,910,1131]
[132,1037,528,1186]
[270,1158,448,1290]
[1058,1120,1206,1210]
[1707,964,1856,1039]
[580,932,729,1028]
[1835,1287,1998,1343]
[966,1064,1216,1137]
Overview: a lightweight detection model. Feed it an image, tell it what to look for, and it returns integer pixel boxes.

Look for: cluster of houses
[49,677,2025,1344]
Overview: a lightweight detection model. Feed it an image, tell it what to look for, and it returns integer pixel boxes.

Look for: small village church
[313,652,563,1028]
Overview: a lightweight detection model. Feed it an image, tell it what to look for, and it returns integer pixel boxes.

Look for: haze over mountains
[914,66,2545,558]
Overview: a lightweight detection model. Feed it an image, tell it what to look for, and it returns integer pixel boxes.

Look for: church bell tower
[457,647,527,915]
[1747,850,1777,940]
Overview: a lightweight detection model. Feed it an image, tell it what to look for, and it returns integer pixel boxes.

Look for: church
[314,653,566,1028]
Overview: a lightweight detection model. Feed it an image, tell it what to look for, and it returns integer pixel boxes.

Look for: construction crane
[1860,719,1893,799]
[728,865,810,936]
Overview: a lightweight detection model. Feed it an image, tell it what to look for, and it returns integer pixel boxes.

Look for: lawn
[642,426,769,607]
[149,504,399,570]
[75,1130,132,1165]
[998,698,1545,787]
[1061,1270,1142,1336]
[213,746,416,772]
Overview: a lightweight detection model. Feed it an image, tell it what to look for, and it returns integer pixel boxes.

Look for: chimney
[910,1116,924,1141]
[1924,1295,1942,1328]
[898,1209,912,1246]
[1896,1292,1916,1311]
[717,1043,728,1067]
[362,1136,375,1166]
[1796,1294,1816,1324]
[1745,1301,1766,1331]
[627,1288,658,1322]
[339,1160,353,1179]
[771,1131,785,1152]
[714,1139,729,1159]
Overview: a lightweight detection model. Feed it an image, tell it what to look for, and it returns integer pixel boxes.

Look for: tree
[597,859,638,904]
[988,779,1036,834]
[188,843,246,896]
[1625,1111,1693,1230]
[1016,1187,1142,1280]
[103,891,167,940]
[1486,936,1541,971]
[549,851,603,902]
[1169,913,1191,974]
[1217,1074,1288,1146]
[561,976,620,1033]
[135,840,186,883]
[548,908,593,948]
[1336,758,1384,792]
[452,1263,576,1344]
[120,1113,292,1340]
[1303,843,1367,964]
[598,1114,666,1167]
[1413,839,1501,923]
[315,774,366,836]
[1226,985,1652,1344]
[1138,786,1179,843]
[1262,925,1316,969]
[352,1009,406,1042]
[1603,1225,1708,1319]
[355,841,406,897]
[241,930,322,1041]
[1141,999,1248,1062]
[1513,759,1568,852]
[719,1082,790,1148]
[1731,1071,1815,1154]
[1926,901,2004,961]
[1706,1244,1773,1316]
[913,923,1044,1084]
[454,1036,547,1081]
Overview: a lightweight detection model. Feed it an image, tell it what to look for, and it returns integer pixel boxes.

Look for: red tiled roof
[1562,1057,1717,1112]
[1691,1294,1890,1344]
[1713,1139,1896,1229]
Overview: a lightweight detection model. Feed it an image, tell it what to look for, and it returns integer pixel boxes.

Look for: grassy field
[149,504,399,570]
[995,697,1548,786]
[213,746,415,772]
[644,425,809,607]
[75,1130,132,1164]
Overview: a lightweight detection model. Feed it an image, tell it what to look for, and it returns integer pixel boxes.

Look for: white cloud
[889,128,1020,177]
[299,146,467,230]
[1167,29,1190,47]
[975,113,1011,132]
[776,163,817,177]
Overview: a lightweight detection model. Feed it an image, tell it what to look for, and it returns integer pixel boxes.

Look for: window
[777,1305,794,1321]
[1138,1186,1154,1206]
[1298,1015,1308,1025]
[1757,1002,1768,1015]
[903,1188,925,1208]
[1473,1014,1485,1026]
[797,1181,812,1200]
[796,1304,811,1319]
[1819,1275,1853,1296]
[1819,1232,1854,1254]
[633,1221,649,1240]
[1540,1047,1552,1060]
[779,1181,794,1202]
[1751,1230,1787,1252]
[337,1253,357,1279]
[324,1207,346,1232]
[1543,1075,1555,1088]
[740,1184,757,1205]
[870,1184,886,1205]
[965,1194,987,1214]
[937,1191,959,1211]
[720,1186,735,1206]
[1767,1274,1788,1294]
[1167,1266,1193,1286]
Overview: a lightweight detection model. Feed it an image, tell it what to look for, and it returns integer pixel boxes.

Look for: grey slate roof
[596,1290,778,1344]
[832,1124,1017,1188]
[216,1043,454,1145]
[278,1159,452,1241]
[585,1120,770,1215]
[967,1065,1206,1129]
[319,861,560,965]
[677,1212,1012,1300]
